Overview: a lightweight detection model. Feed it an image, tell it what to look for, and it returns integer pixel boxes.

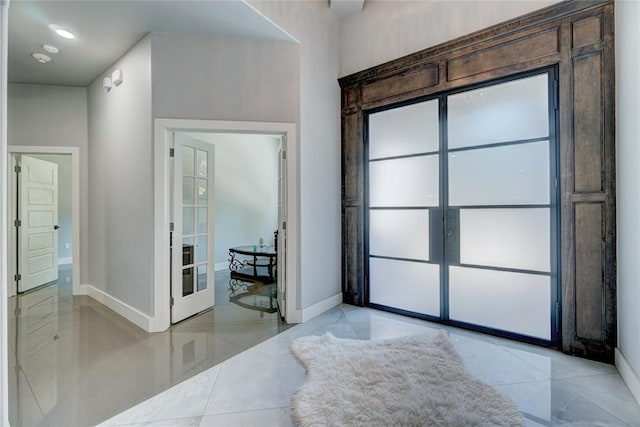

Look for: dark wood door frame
[339,0,615,363]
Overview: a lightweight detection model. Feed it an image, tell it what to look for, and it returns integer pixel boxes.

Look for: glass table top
[230,245,276,255]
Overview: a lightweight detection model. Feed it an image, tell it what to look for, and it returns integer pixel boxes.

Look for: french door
[366,68,559,343]
[171,137,216,323]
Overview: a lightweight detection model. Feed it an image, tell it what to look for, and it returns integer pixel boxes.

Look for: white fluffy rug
[290,332,524,426]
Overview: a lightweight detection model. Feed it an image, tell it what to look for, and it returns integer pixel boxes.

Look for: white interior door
[18,155,59,292]
[277,139,287,317]
[171,137,215,323]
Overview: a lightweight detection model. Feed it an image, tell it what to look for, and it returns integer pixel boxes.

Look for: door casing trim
[152,119,300,332]
[7,146,81,298]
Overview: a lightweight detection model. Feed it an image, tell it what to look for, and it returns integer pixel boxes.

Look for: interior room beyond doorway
[171,132,284,325]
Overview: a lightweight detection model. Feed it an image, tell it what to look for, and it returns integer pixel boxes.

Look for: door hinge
[14,308,21,317]
[553,80,559,110]
[169,148,175,158]
[282,221,286,230]
[282,150,287,160]
[169,222,174,232]
[14,273,21,281]
[170,296,175,306]
[14,165,21,173]
[555,301,561,333]
[14,219,21,227]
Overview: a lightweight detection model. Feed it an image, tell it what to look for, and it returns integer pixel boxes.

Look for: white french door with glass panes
[172,138,215,323]
[367,68,558,343]
[277,142,287,317]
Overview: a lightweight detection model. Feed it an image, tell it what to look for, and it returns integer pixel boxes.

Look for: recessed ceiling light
[48,25,75,40]
[55,29,75,40]
[32,53,52,64]
[42,44,59,54]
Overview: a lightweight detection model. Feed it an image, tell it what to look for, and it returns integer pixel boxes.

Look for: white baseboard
[616,348,640,405]
[84,285,152,332]
[302,292,343,322]
[214,262,228,272]
[58,257,73,266]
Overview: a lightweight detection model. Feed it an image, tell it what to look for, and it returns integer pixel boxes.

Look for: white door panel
[19,156,59,292]
[277,139,287,318]
[172,138,215,323]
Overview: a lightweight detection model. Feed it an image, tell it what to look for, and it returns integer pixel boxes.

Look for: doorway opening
[170,132,284,325]
[364,67,560,346]
[6,147,81,299]
[153,119,299,332]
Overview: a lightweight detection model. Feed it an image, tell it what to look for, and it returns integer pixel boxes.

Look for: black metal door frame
[363,65,561,347]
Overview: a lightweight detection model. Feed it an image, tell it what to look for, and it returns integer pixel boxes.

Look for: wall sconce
[103,77,112,92]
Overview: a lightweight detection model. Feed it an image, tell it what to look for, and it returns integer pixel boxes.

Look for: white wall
[151,33,299,123]
[7,84,88,279]
[0,1,8,422]
[339,0,563,77]
[616,0,640,403]
[29,154,73,262]
[181,133,280,267]
[247,1,342,310]
[150,31,301,304]
[87,35,153,315]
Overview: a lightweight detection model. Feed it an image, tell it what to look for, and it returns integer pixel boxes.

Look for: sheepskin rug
[290,332,524,426]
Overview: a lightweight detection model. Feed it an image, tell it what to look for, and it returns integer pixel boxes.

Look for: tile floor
[8,265,290,426]
[102,304,640,427]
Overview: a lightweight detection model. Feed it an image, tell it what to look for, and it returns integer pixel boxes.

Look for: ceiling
[8,0,296,87]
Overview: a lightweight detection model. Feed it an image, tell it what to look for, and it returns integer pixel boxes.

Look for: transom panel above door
[365,68,559,344]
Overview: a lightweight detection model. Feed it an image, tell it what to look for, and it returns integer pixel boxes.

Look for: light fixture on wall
[103,77,113,92]
[112,69,123,87]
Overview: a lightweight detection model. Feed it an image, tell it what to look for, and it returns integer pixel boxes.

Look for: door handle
[54,225,61,230]
[445,209,455,240]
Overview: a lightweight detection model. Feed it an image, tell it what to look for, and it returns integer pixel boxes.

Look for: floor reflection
[228,278,278,314]
[103,304,640,427]
[8,266,291,426]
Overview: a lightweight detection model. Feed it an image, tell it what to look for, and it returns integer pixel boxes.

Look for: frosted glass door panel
[449,266,550,339]
[370,258,440,316]
[369,155,439,207]
[370,210,430,260]
[448,74,549,148]
[460,208,550,272]
[369,100,440,159]
[449,141,550,206]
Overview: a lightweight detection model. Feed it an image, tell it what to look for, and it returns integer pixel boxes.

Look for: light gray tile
[107,416,202,427]
[561,374,640,426]
[200,407,292,427]
[209,321,282,349]
[13,275,640,427]
[203,346,305,415]
[489,335,617,380]
[449,333,549,385]
[551,393,631,426]
[350,316,442,341]
[496,380,576,423]
[99,366,220,426]
[8,385,47,427]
